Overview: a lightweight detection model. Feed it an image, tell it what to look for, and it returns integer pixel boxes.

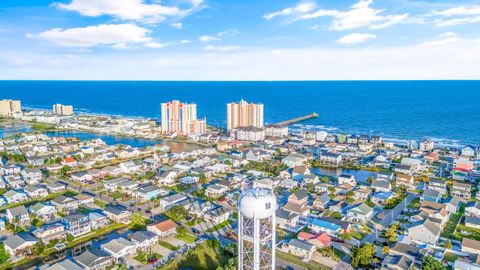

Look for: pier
[274,112,319,126]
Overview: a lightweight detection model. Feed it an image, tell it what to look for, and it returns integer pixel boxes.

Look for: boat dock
[274,112,319,126]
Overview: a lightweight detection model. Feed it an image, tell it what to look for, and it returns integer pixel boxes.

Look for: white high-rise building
[227,100,264,131]
[0,99,21,117]
[161,100,206,136]
[52,104,74,116]
[238,188,277,270]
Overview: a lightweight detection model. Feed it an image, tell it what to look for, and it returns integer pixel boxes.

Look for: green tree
[351,243,376,269]
[60,165,71,176]
[422,255,446,270]
[384,223,399,243]
[330,211,343,219]
[381,245,390,255]
[32,241,45,256]
[445,240,453,250]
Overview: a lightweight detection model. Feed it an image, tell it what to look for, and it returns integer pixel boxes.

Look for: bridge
[273,112,319,126]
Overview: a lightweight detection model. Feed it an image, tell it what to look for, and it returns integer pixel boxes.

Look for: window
[265,202,271,209]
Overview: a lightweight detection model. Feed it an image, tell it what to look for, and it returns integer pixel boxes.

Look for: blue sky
[0,0,480,80]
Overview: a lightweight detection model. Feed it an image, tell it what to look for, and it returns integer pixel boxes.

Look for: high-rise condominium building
[0,99,21,117]
[161,100,206,136]
[53,104,74,116]
[227,100,264,131]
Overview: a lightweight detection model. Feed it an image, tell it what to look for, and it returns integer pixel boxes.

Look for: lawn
[441,205,464,239]
[443,252,458,264]
[454,222,480,241]
[0,243,10,264]
[205,219,232,233]
[176,233,197,244]
[407,198,421,209]
[159,241,229,270]
[276,250,331,270]
[129,213,150,230]
[333,247,347,262]
[134,251,162,264]
[158,240,179,251]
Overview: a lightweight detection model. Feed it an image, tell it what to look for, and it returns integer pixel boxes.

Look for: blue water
[44,131,162,148]
[1,80,479,145]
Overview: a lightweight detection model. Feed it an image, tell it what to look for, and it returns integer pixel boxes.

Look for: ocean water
[1,80,479,146]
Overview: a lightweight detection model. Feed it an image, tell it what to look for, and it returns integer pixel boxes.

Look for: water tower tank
[237,188,277,270]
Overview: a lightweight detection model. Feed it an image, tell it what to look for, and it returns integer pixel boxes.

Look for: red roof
[64,157,76,163]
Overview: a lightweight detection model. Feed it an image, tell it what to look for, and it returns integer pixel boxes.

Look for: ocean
[1,80,479,146]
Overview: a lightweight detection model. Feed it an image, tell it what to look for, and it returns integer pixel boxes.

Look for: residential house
[308,218,343,237]
[465,217,480,230]
[101,237,137,262]
[130,231,158,252]
[428,178,447,195]
[147,219,177,239]
[205,184,229,198]
[395,174,416,190]
[466,202,480,217]
[462,238,480,256]
[21,168,42,184]
[346,203,373,223]
[282,239,315,262]
[71,172,93,183]
[204,206,232,226]
[381,255,413,270]
[394,164,413,175]
[24,185,49,199]
[319,152,342,166]
[4,232,37,256]
[297,232,331,248]
[156,170,178,186]
[89,212,111,230]
[338,174,356,186]
[406,219,441,245]
[44,181,66,193]
[282,153,307,167]
[103,205,131,224]
[62,213,91,237]
[103,177,129,192]
[276,208,300,229]
[452,181,472,201]
[135,184,166,202]
[6,205,31,225]
[3,189,29,204]
[422,189,442,203]
[29,202,57,221]
[371,179,392,192]
[74,248,114,270]
[41,259,84,270]
[159,193,187,211]
[52,195,79,214]
[32,223,67,244]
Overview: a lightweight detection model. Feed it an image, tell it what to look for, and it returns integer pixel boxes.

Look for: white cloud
[263,1,317,20]
[433,6,480,17]
[431,5,480,27]
[29,24,152,48]
[144,42,167,49]
[337,33,376,45]
[179,39,191,44]
[434,16,480,27]
[4,37,480,80]
[55,0,204,24]
[417,32,462,47]
[205,45,239,52]
[198,29,238,42]
[199,35,219,42]
[171,22,183,29]
[264,0,413,31]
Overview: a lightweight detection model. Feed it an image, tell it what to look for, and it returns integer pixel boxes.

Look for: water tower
[237,188,277,270]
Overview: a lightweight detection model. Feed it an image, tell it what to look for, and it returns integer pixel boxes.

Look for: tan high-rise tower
[161,100,206,136]
[0,99,21,117]
[227,100,264,131]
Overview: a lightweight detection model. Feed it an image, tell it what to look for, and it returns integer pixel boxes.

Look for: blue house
[135,184,164,201]
[422,189,441,203]
[308,218,342,236]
